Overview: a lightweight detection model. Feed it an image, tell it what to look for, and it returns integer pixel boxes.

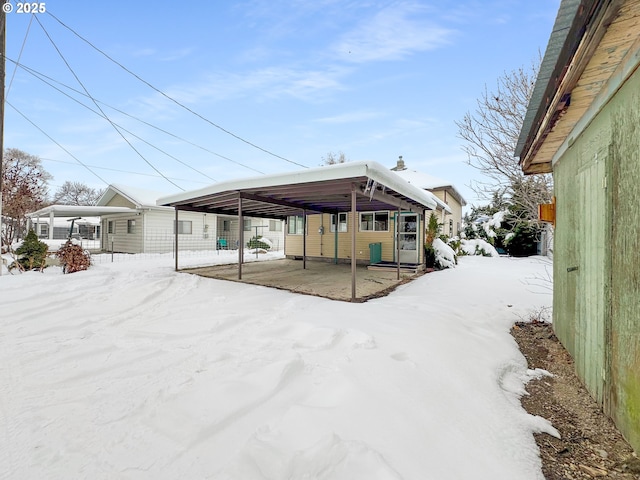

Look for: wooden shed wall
[609,67,640,452]
[553,66,640,453]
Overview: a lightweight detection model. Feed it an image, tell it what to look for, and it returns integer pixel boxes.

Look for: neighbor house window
[449,219,453,236]
[174,220,192,234]
[330,213,348,233]
[269,220,282,231]
[244,219,252,231]
[287,215,305,235]
[360,211,389,231]
[223,220,230,232]
[127,219,136,234]
[108,221,114,234]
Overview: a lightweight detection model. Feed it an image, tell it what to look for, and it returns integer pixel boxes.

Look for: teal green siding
[553,66,640,453]
[553,114,610,406]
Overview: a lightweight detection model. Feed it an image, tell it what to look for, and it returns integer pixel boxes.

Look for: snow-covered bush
[246,235,272,250]
[460,238,499,257]
[56,239,91,274]
[433,238,457,269]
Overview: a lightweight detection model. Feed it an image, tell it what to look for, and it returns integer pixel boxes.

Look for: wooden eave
[520,0,640,174]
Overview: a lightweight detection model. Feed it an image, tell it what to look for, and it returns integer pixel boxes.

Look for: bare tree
[53,181,104,206]
[1,148,52,246]
[456,58,552,222]
[321,151,348,165]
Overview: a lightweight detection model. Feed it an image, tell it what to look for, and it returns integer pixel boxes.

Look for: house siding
[431,189,463,237]
[553,66,640,452]
[285,212,423,264]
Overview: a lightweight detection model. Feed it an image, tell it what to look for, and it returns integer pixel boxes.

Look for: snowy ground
[0,253,555,479]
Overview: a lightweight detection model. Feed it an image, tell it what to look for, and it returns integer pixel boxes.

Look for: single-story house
[97,184,284,254]
[516,0,640,452]
[390,156,467,237]
[158,161,439,301]
[26,184,284,254]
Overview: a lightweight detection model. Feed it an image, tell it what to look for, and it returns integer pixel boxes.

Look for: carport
[158,161,437,302]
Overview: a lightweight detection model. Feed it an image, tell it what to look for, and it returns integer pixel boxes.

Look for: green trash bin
[369,242,382,264]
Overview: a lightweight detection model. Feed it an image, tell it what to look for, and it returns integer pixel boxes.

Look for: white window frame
[174,220,193,235]
[359,211,389,232]
[127,219,136,234]
[330,213,348,233]
[269,219,282,232]
[287,215,305,235]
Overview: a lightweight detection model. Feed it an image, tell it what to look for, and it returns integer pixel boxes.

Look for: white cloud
[332,2,456,63]
[315,110,383,124]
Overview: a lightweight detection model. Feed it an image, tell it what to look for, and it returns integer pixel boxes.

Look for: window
[269,220,282,231]
[360,211,389,232]
[127,219,136,234]
[222,220,230,232]
[108,221,114,234]
[244,219,252,231]
[174,220,192,234]
[449,219,453,236]
[330,213,348,233]
[287,215,305,235]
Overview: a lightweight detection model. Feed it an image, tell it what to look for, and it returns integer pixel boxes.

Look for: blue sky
[4,1,559,207]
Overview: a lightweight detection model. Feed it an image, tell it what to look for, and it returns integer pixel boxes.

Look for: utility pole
[0,2,6,276]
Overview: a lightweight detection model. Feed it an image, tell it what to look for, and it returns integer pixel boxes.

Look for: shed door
[397,213,419,264]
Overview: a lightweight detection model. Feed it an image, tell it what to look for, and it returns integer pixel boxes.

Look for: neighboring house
[516,0,640,453]
[390,156,467,237]
[284,209,425,266]
[27,215,100,240]
[99,184,284,254]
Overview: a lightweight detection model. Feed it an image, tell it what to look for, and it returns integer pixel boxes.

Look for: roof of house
[26,204,136,218]
[517,0,639,173]
[97,184,171,209]
[391,169,467,207]
[158,161,439,218]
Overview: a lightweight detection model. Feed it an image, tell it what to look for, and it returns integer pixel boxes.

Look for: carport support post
[302,209,307,270]
[49,210,54,239]
[238,195,243,280]
[351,184,357,302]
[397,207,401,280]
[174,208,179,271]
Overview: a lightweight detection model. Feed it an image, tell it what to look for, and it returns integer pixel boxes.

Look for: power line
[7,58,265,175]
[46,11,310,170]
[40,156,212,185]
[7,100,110,185]
[33,14,185,191]
[6,13,33,99]
[6,58,219,182]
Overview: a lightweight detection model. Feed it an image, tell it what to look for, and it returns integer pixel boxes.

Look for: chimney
[391,155,406,171]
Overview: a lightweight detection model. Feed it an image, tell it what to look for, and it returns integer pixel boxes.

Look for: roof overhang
[26,205,137,218]
[517,0,639,174]
[158,161,438,217]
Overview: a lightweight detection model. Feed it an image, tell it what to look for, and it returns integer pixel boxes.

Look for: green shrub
[424,244,436,269]
[15,230,48,271]
[246,235,271,250]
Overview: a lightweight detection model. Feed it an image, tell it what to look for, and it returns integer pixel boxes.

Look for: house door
[397,213,419,264]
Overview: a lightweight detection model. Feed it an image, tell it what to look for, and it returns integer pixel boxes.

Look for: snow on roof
[392,169,467,206]
[98,184,173,209]
[26,205,136,218]
[158,161,438,211]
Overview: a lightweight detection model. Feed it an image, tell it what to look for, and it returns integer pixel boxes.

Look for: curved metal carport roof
[158,161,438,302]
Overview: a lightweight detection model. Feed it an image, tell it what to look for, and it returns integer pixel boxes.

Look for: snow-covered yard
[0,254,555,479]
